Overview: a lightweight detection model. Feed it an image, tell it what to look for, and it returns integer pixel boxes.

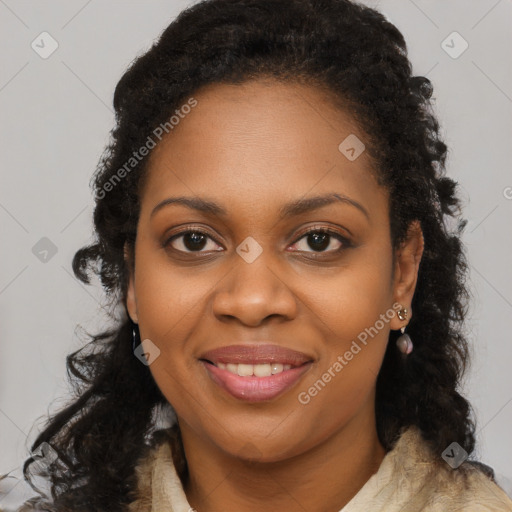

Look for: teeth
[216,362,292,376]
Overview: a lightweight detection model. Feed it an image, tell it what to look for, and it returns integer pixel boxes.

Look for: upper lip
[199,344,314,367]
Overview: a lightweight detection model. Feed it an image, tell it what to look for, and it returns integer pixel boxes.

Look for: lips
[198,344,314,402]
[199,344,313,367]
[201,360,313,402]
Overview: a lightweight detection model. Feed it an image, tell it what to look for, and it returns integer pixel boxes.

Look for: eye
[289,226,350,254]
[165,228,223,253]
[164,225,351,256]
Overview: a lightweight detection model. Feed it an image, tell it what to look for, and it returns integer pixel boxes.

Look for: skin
[126,78,424,512]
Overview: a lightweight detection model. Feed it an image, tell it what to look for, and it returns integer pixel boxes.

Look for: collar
[129,425,512,512]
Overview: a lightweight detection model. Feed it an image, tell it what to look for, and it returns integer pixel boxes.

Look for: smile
[201,359,313,402]
[207,361,293,376]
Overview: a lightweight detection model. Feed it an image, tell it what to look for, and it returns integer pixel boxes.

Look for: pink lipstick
[199,344,313,402]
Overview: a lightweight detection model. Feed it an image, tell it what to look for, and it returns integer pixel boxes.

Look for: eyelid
[164,223,351,254]
[164,224,224,248]
[291,224,351,243]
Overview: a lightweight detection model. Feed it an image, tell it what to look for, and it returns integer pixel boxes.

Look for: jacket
[128,425,512,511]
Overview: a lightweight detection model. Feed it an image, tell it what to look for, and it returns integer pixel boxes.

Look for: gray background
[1,0,511,507]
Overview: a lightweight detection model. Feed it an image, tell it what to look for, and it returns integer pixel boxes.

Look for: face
[126,79,423,463]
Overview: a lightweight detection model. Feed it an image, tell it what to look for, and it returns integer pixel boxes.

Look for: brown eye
[166,229,222,253]
[290,228,350,254]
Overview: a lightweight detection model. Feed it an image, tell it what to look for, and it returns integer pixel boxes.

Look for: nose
[211,252,298,327]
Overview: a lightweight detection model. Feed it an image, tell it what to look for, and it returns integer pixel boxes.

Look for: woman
[18,0,512,510]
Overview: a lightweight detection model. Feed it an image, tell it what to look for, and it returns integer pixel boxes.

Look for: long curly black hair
[21,0,477,510]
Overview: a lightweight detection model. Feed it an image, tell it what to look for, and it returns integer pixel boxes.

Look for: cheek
[293,242,394,428]
[133,238,217,342]
[302,239,394,347]
[131,245,219,401]
[133,261,210,421]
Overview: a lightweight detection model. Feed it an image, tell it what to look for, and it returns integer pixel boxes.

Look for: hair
[21,0,477,510]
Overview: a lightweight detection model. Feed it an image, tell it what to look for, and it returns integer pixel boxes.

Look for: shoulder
[431,459,512,510]
[127,443,163,512]
[388,426,512,511]
[128,428,182,512]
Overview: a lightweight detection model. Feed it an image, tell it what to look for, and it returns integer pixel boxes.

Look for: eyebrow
[150,193,370,220]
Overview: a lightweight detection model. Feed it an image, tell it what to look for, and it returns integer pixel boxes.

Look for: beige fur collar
[128,426,512,511]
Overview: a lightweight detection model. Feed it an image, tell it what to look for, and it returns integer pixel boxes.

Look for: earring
[132,322,141,352]
[396,307,413,355]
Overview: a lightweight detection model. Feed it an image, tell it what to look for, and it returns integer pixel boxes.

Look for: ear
[389,220,424,330]
[124,242,139,324]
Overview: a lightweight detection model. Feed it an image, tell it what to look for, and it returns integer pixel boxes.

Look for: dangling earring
[396,307,413,355]
[132,322,141,352]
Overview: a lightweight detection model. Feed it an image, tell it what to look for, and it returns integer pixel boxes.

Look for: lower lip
[201,361,313,402]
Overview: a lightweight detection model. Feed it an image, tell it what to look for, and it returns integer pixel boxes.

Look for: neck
[180,406,386,512]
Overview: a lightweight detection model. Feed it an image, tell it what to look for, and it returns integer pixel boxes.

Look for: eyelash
[164,224,351,258]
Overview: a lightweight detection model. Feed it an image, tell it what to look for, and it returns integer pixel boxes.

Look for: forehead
[141,79,387,223]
